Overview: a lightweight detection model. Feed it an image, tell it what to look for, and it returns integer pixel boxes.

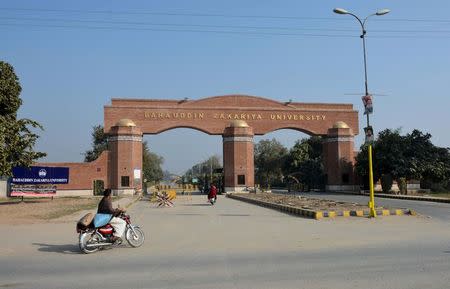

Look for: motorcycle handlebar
[119,212,130,218]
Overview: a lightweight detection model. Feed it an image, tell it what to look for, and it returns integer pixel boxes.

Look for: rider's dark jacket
[97,196,118,215]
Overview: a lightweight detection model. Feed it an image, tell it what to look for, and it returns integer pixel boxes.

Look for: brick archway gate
[104,95,359,194]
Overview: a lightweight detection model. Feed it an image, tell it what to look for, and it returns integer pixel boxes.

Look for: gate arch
[154,125,212,135]
[104,95,359,194]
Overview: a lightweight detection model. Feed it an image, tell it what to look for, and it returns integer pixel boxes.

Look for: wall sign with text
[12,166,69,184]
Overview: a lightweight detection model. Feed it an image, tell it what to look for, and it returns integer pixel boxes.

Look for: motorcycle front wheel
[79,232,101,254]
[125,226,145,248]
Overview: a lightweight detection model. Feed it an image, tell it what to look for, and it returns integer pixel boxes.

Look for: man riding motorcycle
[97,189,126,243]
[208,183,218,205]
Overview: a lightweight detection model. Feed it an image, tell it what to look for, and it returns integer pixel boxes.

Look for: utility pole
[210,157,213,184]
[333,7,390,218]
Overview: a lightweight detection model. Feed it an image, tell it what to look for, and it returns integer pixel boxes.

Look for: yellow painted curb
[315,212,323,220]
[381,209,390,216]
[227,194,414,220]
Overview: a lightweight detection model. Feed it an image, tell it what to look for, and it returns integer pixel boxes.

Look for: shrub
[398,177,407,195]
[381,174,393,194]
[429,181,450,193]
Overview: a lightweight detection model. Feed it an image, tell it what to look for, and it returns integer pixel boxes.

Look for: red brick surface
[324,127,356,186]
[223,126,254,188]
[108,125,143,191]
[35,151,109,191]
[104,95,359,136]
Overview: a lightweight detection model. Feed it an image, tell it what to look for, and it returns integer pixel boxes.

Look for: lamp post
[333,7,390,218]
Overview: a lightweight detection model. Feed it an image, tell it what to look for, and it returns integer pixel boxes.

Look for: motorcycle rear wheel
[125,226,145,248]
[79,232,100,254]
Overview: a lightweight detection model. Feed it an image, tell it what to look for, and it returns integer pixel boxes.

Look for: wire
[0,16,361,32]
[3,16,450,34]
[2,23,450,39]
[2,22,450,39]
[2,7,450,23]
[0,7,349,21]
[0,22,358,37]
[2,8,450,39]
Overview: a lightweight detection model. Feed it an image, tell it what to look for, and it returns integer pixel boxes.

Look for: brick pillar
[107,119,143,196]
[323,121,358,191]
[223,120,254,193]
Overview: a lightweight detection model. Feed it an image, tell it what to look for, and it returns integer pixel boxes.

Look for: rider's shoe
[110,236,122,244]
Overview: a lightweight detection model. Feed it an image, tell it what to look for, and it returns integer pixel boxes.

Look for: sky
[3,0,450,175]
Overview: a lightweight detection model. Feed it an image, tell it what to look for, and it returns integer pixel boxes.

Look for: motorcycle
[77,212,145,254]
[208,196,217,205]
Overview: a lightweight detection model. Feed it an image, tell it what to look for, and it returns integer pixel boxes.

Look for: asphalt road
[281,191,450,221]
[1,195,450,289]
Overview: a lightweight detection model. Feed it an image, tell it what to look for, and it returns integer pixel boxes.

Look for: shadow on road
[0,283,25,288]
[182,204,213,207]
[218,214,250,217]
[33,243,80,254]
[0,200,42,205]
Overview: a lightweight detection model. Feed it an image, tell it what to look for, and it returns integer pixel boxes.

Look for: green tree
[355,128,450,191]
[404,130,450,182]
[84,125,108,162]
[0,61,46,176]
[183,155,222,188]
[285,136,325,191]
[254,138,288,188]
[356,129,403,187]
[142,141,164,184]
[285,136,322,169]
[184,155,221,177]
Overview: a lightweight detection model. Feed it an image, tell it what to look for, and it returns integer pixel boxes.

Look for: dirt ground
[234,192,378,211]
[0,197,100,225]
[0,192,402,225]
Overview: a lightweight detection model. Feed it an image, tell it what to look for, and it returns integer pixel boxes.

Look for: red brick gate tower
[223,120,254,192]
[108,119,143,195]
[323,121,356,191]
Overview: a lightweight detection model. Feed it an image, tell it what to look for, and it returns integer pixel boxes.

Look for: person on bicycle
[97,189,126,243]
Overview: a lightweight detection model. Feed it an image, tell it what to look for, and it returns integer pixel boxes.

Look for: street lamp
[333,7,390,218]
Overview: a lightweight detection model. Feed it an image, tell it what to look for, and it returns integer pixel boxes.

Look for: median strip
[335,191,450,204]
[227,193,414,220]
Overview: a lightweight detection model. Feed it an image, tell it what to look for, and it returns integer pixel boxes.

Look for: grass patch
[0,196,123,224]
[0,198,20,204]
[35,196,124,219]
[38,200,99,220]
[426,192,450,199]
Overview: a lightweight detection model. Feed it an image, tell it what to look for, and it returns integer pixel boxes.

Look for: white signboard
[134,169,141,180]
